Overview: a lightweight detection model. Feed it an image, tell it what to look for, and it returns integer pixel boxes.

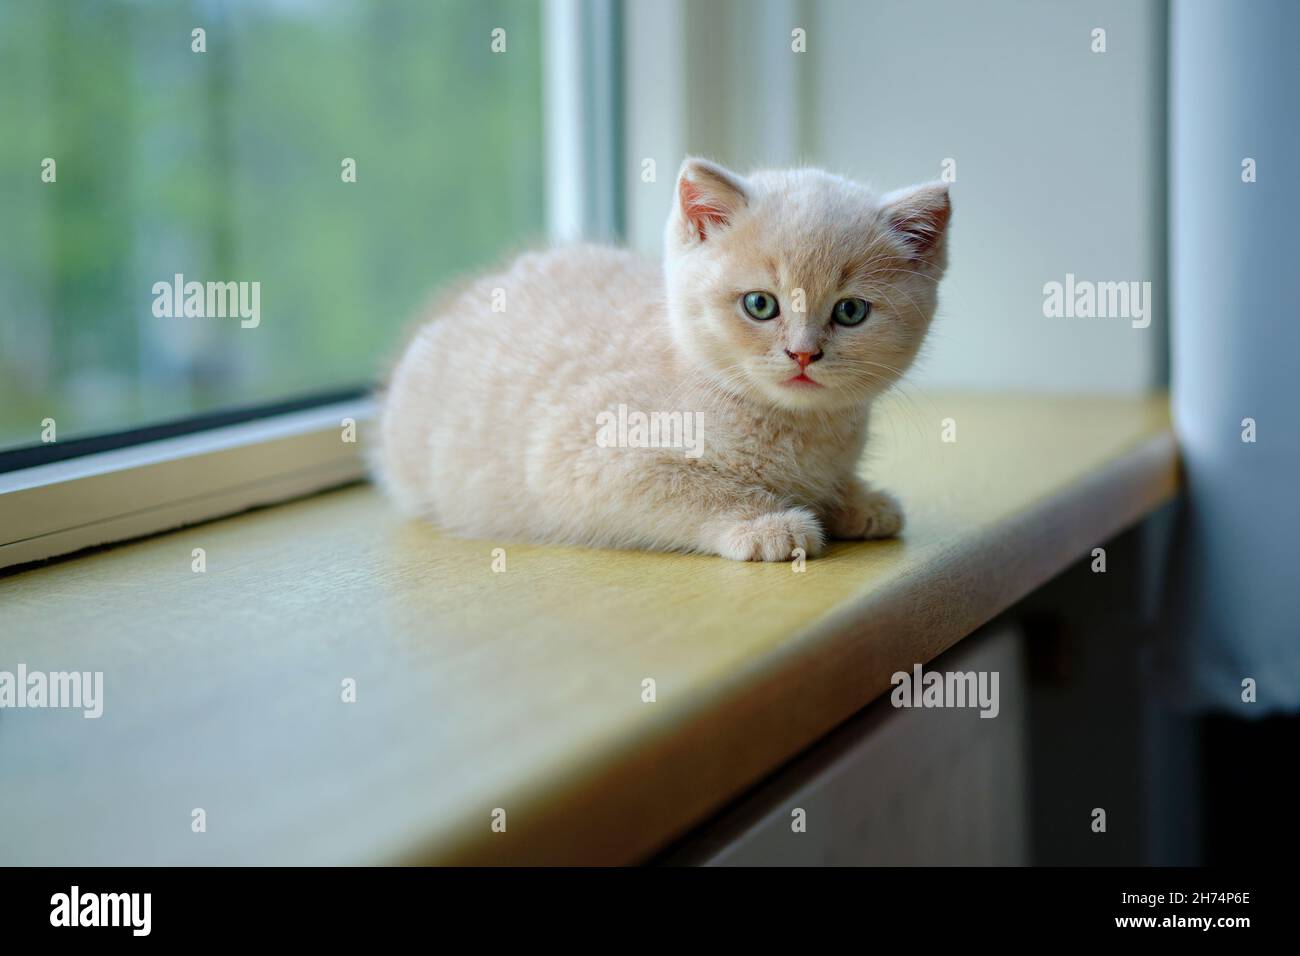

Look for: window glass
[0,0,544,450]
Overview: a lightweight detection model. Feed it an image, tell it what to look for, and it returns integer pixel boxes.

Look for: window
[0,0,544,453]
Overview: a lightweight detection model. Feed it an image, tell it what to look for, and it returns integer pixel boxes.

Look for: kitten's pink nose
[785,349,823,369]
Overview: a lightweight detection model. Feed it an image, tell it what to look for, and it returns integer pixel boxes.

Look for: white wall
[625,0,1166,394]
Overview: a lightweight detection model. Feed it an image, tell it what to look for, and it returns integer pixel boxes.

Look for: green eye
[832,297,871,326]
[742,291,780,321]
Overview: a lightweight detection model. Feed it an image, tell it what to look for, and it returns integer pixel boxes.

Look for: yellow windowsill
[0,392,1177,865]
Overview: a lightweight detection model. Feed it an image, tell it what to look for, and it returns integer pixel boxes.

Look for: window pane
[0,0,543,451]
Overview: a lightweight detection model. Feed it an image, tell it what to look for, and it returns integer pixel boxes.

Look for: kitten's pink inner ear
[887,188,952,258]
[680,180,733,242]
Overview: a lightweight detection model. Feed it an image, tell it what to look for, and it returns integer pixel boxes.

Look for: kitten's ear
[675,158,750,243]
[880,183,952,263]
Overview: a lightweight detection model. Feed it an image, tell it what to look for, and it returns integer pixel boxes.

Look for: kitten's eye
[742,291,780,321]
[832,297,871,327]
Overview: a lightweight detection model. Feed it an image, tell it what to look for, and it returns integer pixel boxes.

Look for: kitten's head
[663,158,951,412]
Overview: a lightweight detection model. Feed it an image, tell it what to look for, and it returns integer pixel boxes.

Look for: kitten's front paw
[826,488,904,540]
[717,507,825,562]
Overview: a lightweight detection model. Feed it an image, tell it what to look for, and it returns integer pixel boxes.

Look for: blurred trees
[0,0,543,448]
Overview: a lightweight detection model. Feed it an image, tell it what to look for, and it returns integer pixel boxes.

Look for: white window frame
[0,1,625,574]
[544,0,624,241]
[0,400,372,571]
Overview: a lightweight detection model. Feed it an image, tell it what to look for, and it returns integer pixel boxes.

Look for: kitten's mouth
[782,373,824,389]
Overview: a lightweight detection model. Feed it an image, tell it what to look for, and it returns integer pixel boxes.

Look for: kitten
[374,158,950,561]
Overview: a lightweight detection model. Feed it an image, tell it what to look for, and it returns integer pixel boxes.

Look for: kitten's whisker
[862,284,930,321]
[851,253,943,286]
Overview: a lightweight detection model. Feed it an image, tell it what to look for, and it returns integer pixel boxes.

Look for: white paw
[826,489,904,540]
[717,507,825,562]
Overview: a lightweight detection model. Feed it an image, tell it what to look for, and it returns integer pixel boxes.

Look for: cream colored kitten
[375,158,950,561]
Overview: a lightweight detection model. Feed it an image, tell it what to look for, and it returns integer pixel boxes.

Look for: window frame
[0,397,372,572]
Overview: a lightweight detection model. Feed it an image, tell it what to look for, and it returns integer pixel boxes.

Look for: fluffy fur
[374,158,951,561]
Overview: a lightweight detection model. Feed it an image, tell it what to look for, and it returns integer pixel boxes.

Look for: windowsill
[0,392,1178,865]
